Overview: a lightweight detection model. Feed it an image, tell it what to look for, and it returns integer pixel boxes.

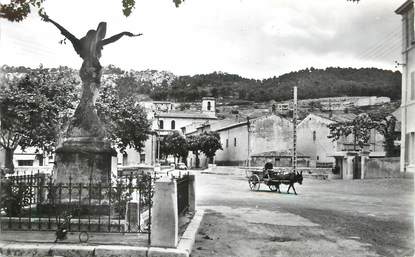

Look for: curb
[177,209,205,255]
[0,209,205,257]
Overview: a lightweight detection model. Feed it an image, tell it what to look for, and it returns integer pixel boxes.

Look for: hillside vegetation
[167,67,401,102]
[1,65,401,103]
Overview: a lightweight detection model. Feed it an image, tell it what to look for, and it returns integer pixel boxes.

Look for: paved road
[191,170,414,257]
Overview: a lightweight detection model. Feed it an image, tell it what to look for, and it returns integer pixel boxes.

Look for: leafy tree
[95,83,151,153]
[328,112,399,156]
[186,134,202,168]
[0,0,184,22]
[0,67,78,170]
[199,131,222,164]
[328,113,374,150]
[160,131,188,163]
[371,113,399,157]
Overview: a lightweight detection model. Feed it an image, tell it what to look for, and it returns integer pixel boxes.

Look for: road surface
[191,170,414,257]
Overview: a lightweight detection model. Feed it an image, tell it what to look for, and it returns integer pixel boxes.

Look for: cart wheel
[268,184,278,192]
[248,174,260,191]
[79,231,89,243]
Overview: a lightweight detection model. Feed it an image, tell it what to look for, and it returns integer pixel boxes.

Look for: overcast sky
[0,0,403,79]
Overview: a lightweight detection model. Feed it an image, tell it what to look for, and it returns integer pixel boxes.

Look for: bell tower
[202,97,216,115]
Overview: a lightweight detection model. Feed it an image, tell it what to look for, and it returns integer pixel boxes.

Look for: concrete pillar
[344,156,354,180]
[151,178,178,248]
[125,201,139,231]
[360,153,369,180]
[188,175,196,213]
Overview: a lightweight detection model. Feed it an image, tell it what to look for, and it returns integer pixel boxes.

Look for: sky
[0,0,404,79]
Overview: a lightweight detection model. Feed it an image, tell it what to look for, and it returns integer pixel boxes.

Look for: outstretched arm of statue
[101,32,142,46]
[40,13,81,54]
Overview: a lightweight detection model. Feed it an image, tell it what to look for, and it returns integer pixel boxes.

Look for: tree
[160,131,188,163]
[95,82,151,153]
[0,0,184,22]
[199,131,222,164]
[328,113,374,150]
[0,67,78,171]
[187,134,202,168]
[328,112,399,156]
[371,113,399,157]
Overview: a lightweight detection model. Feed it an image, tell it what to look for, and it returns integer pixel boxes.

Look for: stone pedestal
[188,175,196,213]
[54,138,116,185]
[151,178,178,248]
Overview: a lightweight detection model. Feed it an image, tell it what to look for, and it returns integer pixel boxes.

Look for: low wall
[365,157,401,179]
[11,166,53,176]
[210,166,334,179]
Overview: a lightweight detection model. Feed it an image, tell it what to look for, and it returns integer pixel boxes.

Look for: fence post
[188,175,196,213]
[151,177,178,248]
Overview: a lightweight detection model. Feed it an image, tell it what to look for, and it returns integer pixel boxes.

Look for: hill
[163,67,401,102]
[1,65,401,104]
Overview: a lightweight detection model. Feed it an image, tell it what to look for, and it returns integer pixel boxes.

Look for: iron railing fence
[176,173,189,216]
[1,171,154,243]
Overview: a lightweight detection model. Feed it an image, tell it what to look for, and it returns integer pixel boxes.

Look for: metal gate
[1,171,154,244]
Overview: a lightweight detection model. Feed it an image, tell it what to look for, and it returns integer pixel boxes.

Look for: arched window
[207,101,211,111]
[159,120,164,129]
[171,120,175,130]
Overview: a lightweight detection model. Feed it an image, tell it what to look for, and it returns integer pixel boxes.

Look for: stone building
[396,0,415,173]
[297,113,385,167]
[186,114,293,167]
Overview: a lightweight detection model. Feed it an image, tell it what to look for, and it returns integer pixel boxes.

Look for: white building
[120,97,217,166]
[396,0,415,173]
[185,114,293,167]
[297,113,385,167]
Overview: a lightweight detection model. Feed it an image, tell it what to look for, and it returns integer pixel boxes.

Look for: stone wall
[365,157,401,178]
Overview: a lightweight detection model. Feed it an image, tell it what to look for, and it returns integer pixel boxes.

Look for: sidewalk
[0,210,204,257]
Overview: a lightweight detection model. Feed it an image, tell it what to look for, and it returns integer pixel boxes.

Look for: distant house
[297,113,385,167]
[396,0,415,173]
[12,146,54,167]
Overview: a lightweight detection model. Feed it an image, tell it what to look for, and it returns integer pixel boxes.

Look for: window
[207,101,211,111]
[140,154,146,163]
[36,154,44,166]
[159,120,164,129]
[313,131,316,142]
[18,160,33,166]
[171,120,175,130]
[234,137,237,147]
[405,9,415,48]
[226,139,229,148]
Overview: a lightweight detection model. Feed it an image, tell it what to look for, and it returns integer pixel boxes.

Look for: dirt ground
[191,171,414,257]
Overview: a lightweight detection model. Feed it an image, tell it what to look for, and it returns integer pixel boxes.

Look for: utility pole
[292,86,298,173]
[247,117,251,168]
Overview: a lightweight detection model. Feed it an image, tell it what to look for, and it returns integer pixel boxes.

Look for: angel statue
[40,13,142,138]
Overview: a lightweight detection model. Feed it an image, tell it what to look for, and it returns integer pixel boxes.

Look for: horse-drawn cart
[247,168,290,191]
[245,163,304,194]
